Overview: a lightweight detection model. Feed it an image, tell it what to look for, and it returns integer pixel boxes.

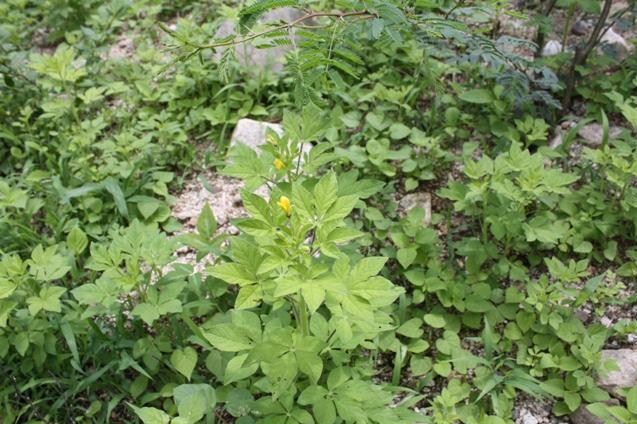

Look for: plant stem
[295,297,310,336]
[562,0,613,110]
[534,0,558,58]
[561,3,577,53]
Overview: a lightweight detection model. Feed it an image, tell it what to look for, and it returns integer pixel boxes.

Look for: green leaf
[197,203,217,238]
[459,89,493,104]
[204,324,256,352]
[171,347,198,381]
[324,195,358,222]
[28,245,70,281]
[564,392,581,412]
[627,386,637,414]
[137,201,160,220]
[351,257,387,280]
[302,285,325,314]
[389,123,411,140]
[132,303,161,325]
[397,318,423,338]
[314,172,338,215]
[396,247,417,268]
[465,295,493,313]
[67,227,88,255]
[27,286,67,315]
[410,357,432,376]
[433,361,451,377]
[298,385,328,404]
[0,279,17,299]
[103,178,128,218]
[0,300,17,327]
[129,405,170,424]
[210,263,255,286]
[173,384,216,423]
[296,351,323,383]
[313,399,336,423]
[424,313,446,329]
[235,285,262,309]
[224,353,259,385]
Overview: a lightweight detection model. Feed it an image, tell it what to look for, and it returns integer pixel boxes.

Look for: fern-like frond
[238,0,299,35]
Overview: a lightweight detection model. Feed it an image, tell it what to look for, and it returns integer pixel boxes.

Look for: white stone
[229,118,283,151]
[542,40,563,56]
[601,27,629,49]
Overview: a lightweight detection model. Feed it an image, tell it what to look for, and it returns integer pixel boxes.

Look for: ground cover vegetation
[1,0,637,423]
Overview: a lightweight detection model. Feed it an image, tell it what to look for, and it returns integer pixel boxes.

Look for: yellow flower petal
[273,158,285,170]
[277,196,291,216]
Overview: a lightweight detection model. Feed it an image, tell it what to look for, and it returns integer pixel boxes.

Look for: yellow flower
[273,158,285,170]
[277,196,291,216]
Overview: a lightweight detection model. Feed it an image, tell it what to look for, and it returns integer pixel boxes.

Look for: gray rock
[598,349,637,395]
[214,7,302,73]
[542,40,563,56]
[577,124,622,147]
[571,400,620,424]
[399,192,432,226]
[571,405,604,424]
[571,20,593,36]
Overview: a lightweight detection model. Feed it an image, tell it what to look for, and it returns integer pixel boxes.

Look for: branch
[562,0,613,110]
[579,0,613,63]
[197,10,377,51]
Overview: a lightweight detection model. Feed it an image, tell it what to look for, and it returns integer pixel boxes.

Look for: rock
[229,118,312,160]
[214,7,302,73]
[571,401,620,424]
[549,131,563,149]
[601,27,630,50]
[598,349,637,395]
[229,118,283,151]
[571,405,602,424]
[542,40,563,56]
[105,35,135,60]
[498,14,536,40]
[521,412,538,424]
[600,316,613,328]
[577,124,622,147]
[599,27,633,60]
[399,192,432,226]
[571,20,593,36]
